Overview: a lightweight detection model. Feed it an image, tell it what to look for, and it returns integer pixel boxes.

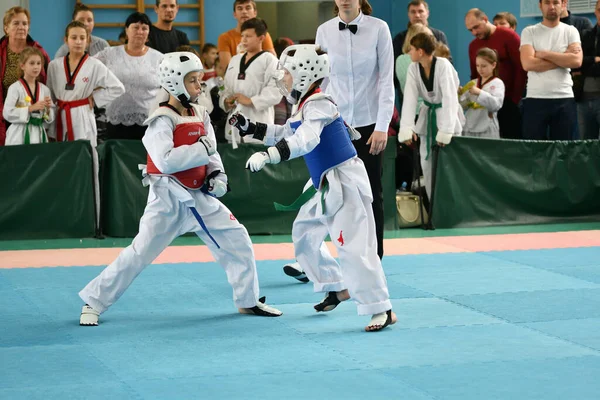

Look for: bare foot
[365,310,397,332]
[314,289,350,312]
[336,289,350,302]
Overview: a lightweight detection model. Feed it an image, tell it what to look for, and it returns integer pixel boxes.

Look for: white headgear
[277,44,329,104]
[159,51,204,107]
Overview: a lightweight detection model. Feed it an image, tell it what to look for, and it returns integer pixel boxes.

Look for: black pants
[522,98,577,140]
[105,123,147,140]
[353,124,384,259]
[498,99,522,139]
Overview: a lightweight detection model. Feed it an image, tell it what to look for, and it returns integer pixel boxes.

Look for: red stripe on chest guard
[146,121,208,189]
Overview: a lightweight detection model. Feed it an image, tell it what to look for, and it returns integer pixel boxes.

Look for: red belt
[56,98,90,141]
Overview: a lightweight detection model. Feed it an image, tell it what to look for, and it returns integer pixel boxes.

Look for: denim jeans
[522,98,578,140]
[577,98,600,140]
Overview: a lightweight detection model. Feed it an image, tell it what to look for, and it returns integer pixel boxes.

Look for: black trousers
[353,124,384,259]
[105,123,147,140]
[498,99,522,139]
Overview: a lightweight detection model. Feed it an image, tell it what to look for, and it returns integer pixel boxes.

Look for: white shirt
[95,46,163,126]
[521,22,580,99]
[316,12,395,132]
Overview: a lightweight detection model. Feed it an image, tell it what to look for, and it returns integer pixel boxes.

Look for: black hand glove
[229,113,257,137]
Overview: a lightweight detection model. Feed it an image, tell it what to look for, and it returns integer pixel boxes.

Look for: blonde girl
[2,47,54,145]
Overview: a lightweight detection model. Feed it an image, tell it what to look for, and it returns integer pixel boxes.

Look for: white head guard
[276,44,329,104]
[159,51,204,108]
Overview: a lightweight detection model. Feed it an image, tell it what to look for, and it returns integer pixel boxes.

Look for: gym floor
[2,223,599,399]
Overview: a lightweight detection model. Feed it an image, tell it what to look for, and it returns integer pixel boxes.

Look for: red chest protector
[146,104,208,189]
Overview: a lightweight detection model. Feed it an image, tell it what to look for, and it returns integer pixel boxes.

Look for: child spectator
[398,33,464,196]
[219,18,280,144]
[460,47,505,139]
[3,47,54,145]
[493,12,517,31]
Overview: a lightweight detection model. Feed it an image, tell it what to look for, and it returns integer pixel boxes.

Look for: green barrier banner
[97,140,149,237]
[99,141,312,237]
[433,137,600,228]
[99,138,397,237]
[0,141,96,240]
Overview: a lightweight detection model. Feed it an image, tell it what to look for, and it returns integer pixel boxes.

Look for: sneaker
[283,262,309,283]
[80,304,100,326]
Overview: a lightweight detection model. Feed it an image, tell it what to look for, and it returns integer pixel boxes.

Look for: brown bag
[396,191,428,228]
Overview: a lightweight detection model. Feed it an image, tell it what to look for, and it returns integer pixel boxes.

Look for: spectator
[393,0,449,69]
[560,0,593,34]
[0,6,50,146]
[147,0,190,54]
[95,12,163,140]
[219,18,280,144]
[54,3,109,58]
[200,43,219,90]
[466,8,526,139]
[559,0,593,136]
[493,12,518,31]
[396,23,432,114]
[316,0,394,259]
[577,0,600,139]
[48,21,124,145]
[520,0,582,141]
[217,0,276,75]
[3,47,54,145]
[460,47,505,139]
[273,37,294,125]
[399,32,464,197]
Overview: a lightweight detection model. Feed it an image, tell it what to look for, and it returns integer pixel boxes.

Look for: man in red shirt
[465,8,526,139]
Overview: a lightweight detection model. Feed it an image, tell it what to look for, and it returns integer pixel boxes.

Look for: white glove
[208,178,228,198]
[245,152,270,173]
[198,135,216,156]
[246,147,281,172]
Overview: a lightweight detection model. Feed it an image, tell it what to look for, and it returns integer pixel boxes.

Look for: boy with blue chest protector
[230,45,395,331]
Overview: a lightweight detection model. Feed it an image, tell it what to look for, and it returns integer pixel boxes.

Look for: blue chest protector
[290,116,357,189]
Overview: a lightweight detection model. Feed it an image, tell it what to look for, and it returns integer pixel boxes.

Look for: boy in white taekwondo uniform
[219,18,281,144]
[230,45,395,332]
[79,52,282,326]
[399,32,464,196]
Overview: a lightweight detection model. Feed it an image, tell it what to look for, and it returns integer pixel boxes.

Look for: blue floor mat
[1,247,599,399]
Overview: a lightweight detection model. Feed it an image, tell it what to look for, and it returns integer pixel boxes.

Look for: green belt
[25,116,46,145]
[422,100,442,160]
[274,181,328,213]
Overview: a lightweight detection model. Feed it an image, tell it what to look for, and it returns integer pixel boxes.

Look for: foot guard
[239,297,283,317]
[80,305,100,326]
[283,262,309,283]
[314,292,341,312]
[365,310,397,332]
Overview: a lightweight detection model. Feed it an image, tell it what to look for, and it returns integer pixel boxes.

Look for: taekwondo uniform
[460,77,505,139]
[79,103,261,313]
[3,78,54,145]
[219,51,281,144]
[399,56,464,196]
[47,53,124,146]
[263,90,392,316]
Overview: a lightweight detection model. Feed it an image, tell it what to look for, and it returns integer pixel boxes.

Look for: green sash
[24,116,46,145]
[422,100,442,160]
[274,181,328,213]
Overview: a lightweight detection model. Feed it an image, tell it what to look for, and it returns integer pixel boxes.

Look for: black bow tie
[339,21,358,34]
